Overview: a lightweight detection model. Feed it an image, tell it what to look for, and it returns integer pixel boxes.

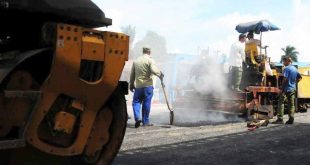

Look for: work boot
[272,118,284,124]
[142,123,154,127]
[285,118,294,124]
[135,120,142,128]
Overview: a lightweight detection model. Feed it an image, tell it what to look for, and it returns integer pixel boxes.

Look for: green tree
[132,31,168,62]
[280,45,299,62]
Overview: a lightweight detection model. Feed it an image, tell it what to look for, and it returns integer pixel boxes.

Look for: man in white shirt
[228,34,246,92]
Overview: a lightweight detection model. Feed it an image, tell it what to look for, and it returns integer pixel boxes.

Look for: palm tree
[280,45,299,62]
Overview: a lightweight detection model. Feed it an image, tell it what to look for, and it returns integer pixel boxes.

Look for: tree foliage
[280,45,299,62]
[132,31,168,62]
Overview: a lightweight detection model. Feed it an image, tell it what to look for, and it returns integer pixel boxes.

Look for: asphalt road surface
[113,107,310,165]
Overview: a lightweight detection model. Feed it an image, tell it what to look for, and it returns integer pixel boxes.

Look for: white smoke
[191,55,228,97]
[120,34,244,126]
[167,52,244,125]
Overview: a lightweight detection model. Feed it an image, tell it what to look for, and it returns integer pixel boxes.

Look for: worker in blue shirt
[273,56,302,124]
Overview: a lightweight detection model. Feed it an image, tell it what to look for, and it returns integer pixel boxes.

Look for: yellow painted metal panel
[82,34,105,61]
[26,24,129,156]
[298,66,310,98]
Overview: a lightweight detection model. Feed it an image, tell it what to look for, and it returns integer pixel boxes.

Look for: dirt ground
[113,105,310,165]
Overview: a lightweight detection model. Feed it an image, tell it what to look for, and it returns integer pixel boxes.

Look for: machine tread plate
[0,139,25,150]
[4,90,41,99]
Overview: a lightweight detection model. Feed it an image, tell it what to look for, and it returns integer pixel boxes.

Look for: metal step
[0,139,26,150]
[4,90,41,100]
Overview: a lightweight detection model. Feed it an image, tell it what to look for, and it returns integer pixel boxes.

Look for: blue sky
[93,0,310,62]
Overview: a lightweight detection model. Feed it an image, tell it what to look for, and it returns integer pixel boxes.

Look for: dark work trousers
[277,90,296,120]
[132,86,154,125]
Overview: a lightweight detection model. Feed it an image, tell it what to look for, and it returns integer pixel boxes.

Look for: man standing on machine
[129,47,164,128]
[228,34,246,92]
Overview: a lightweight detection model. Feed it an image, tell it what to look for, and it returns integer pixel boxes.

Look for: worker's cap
[143,47,151,54]
[143,47,151,52]
[246,31,254,37]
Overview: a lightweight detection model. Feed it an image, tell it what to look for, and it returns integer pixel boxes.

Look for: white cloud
[92,0,310,62]
[289,0,310,61]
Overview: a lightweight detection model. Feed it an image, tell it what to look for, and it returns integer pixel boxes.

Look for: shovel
[160,79,174,125]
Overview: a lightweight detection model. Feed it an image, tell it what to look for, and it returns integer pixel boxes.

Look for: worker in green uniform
[272,56,302,124]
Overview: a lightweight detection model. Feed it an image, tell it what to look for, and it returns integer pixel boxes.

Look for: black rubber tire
[72,84,128,165]
[95,84,128,165]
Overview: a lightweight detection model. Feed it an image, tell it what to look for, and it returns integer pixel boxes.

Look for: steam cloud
[150,53,244,126]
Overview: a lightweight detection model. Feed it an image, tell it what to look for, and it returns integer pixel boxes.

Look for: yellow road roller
[0,0,129,164]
